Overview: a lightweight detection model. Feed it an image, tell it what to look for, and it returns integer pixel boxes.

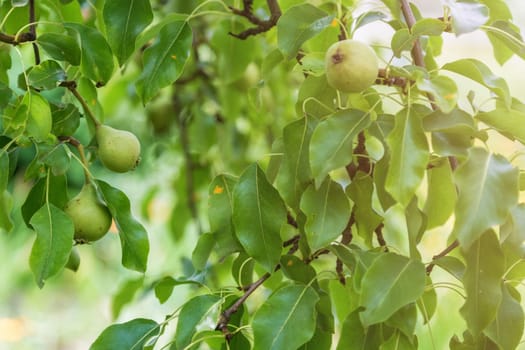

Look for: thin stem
[426,239,459,274]
[29,0,40,64]
[59,81,101,127]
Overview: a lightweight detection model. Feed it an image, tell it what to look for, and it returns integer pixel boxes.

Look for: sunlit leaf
[385,107,429,207]
[300,178,351,250]
[175,294,221,350]
[136,20,192,104]
[97,180,149,273]
[391,28,415,57]
[277,4,334,60]
[416,75,458,113]
[37,32,81,65]
[460,230,505,335]
[90,318,159,350]
[444,0,489,35]
[359,253,426,326]
[452,148,519,249]
[233,164,286,272]
[424,159,457,228]
[310,109,372,186]
[477,107,525,144]
[486,284,524,350]
[29,203,74,288]
[253,284,319,350]
[103,0,153,65]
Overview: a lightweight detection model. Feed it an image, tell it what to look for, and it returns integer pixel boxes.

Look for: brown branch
[0,31,34,45]
[229,0,281,39]
[376,68,409,89]
[29,0,40,64]
[59,81,101,127]
[374,223,388,251]
[426,239,459,274]
[336,214,354,284]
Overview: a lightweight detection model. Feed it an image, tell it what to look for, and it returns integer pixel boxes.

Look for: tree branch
[29,0,40,64]
[229,0,281,39]
[426,239,459,274]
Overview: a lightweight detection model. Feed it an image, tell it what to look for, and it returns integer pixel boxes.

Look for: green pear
[64,183,112,243]
[96,125,141,173]
[325,39,379,93]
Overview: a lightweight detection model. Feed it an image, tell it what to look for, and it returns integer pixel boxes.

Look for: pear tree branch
[229,0,281,39]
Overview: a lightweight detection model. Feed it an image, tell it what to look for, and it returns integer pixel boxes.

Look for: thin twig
[59,81,101,127]
[29,0,40,64]
[426,239,459,274]
[229,0,281,39]
[374,223,388,251]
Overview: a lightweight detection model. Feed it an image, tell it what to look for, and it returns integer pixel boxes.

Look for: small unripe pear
[325,39,379,93]
[96,125,141,173]
[64,183,112,243]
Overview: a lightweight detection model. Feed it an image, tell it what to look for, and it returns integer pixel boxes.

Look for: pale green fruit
[325,39,379,93]
[64,183,112,243]
[96,125,141,173]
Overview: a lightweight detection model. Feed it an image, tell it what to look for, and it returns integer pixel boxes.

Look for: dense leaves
[1,0,525,349]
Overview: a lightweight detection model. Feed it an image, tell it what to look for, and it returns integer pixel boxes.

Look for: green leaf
[483,21,525,64]
[442,59,510,107]
[385,107,429,207]
[346,173,383,246]
[42,143,71,176]
[296,74,336,118]
[136,20,192,104]
[21,175,69,228]
[446,0,489,35]
[90,318,159,350]
[380,332,417,350]
[353,11,387,32]
[280,255,317,286]
[0,190,14,233]
[0,151,8,192]
[391,28,416,57]
[111,277,144,320]
[175,294,221,350]
[300,178,351,250]
[486,284,524,350]
[310,109,372,186]
[96,180,149,273]
[477,107,525,144]
[253,284,319,350]
[232,164,286,272]
[192,232,215,271]
[281,116,316,211]
[452,148,519,249]
[385,303,418,341]
[208,174,241,257]
[416,75,458,113]
[153,276,202,304]
[337,309,383,350]
[412,18,448,36]
[29,203,74,288]
[359,253,426,326]
[277,4,334,60]
[27,60,66,90]
[460,230,505,335]
[51,103,80,136]
[37,32,81,65]
[64,23,114,85]
[423,159,457,228]
[103,0,153,66]
[0,81,12,109]
[433,256,465,281]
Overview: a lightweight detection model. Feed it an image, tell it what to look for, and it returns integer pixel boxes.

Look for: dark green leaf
[153,276,202,304]
[253,284,319,350]
[191,232,215,271]
[208,174,241,257]
[347,173,383,246]
[27,60,66,90]
[300,178,351,250]
[64,23,114,85]
[42,143,71,176]
[277,4,334,60]
[175,294,221,350]
[37,32,81,65]
[359,253,426,326]
[233,164,286,272]
[136,20,192,104]
[460,230,505,335]
[337,309,383,350]
[51,103,80,136]
[280,255,317,286]
[232,252,254,287]
[0,81,12,109]
[29,203,74,288]
[452,148,519,249]
[96,180,149,273]
[90,318,159,350]
[112,277,144,319]
[310,109,372,186]
[103,0,153,65]
[442,59,510,107]
[385,303,417,340]
[385,107,429,207]
[380,332,417,350]
[0,190,14,233]
[486,284,524,350]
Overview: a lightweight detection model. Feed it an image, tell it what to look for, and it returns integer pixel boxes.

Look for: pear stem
[59,81,101,128]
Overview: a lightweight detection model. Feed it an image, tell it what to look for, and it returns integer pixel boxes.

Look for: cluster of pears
[324,39,379,93]
[64,124,141,244]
